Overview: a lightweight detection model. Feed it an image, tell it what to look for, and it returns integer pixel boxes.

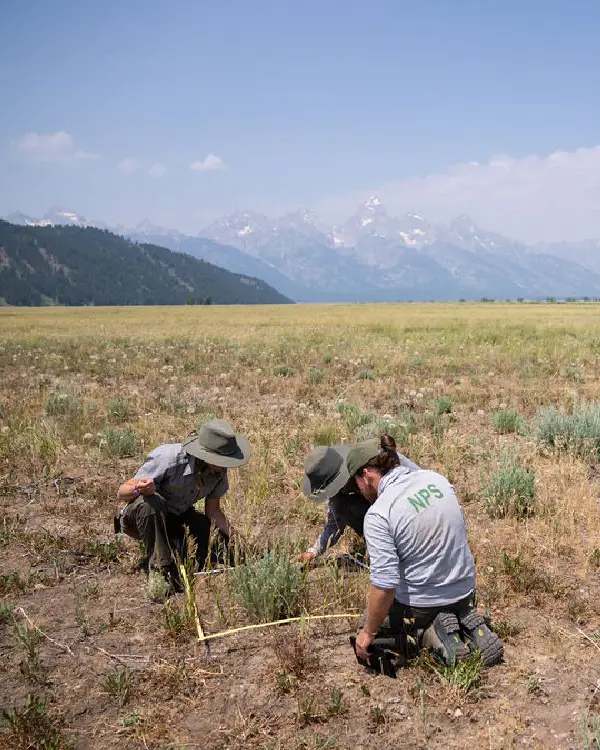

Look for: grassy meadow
[2,302,600,749]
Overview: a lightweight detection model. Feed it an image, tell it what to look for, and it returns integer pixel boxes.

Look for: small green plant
[13,620,45,684]
[1,694,72,750]
[358,369,375,380]
[0,603,15,624]
[434,395,453,415]
[501,552,555,594]
[536,397,600,459]
[422,650,483,693]
[369,705,386,730]
[336,402,373,434]
[589,548,600,568]
[44,392,82,417]
[322,353,332,364]
[107,397,130,422]
[148,570,172,604]
[296,692,325,726]
[274,364,297,377]
[483,454,535,519]
[99,427,137,458]
[308,367,325,384]
[492,618,523,641]
[327,686,345,716]
[230,548,306,623]
[103,666,135,706]
[272,627,319,682]
[491,408,527,435]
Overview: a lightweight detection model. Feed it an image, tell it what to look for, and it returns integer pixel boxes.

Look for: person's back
[365,467,475,607]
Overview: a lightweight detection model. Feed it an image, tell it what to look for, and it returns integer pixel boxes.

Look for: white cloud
[147,162,168,178]
[338,146,600,243]
[118,157,140,174]
[15,131,100,164]
[190,153,225,172]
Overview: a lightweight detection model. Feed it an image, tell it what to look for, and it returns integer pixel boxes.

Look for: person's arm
[299,500,346,563]
[355,511,402,658]
[116,451,166,504]
[355,586,396,659]
[204,496,230,536]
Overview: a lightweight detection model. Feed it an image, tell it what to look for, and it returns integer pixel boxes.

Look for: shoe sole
[430,612,471,666]
[458,609,504,667]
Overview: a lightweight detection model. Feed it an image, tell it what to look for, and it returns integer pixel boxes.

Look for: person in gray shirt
[297,444,420,565]
[117,419,251,596]
[347,435,503,668]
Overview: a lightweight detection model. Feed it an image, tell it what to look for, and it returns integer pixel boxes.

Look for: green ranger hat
[346,438,380,477]
[182,419,251,468]
[303,444,353,503]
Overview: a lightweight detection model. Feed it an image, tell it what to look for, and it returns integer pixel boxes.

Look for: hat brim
[183,433,252,468]
[303,444,353,503]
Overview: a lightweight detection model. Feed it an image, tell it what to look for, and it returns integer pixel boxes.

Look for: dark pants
[121,494,217,571]
[359,595,474,660]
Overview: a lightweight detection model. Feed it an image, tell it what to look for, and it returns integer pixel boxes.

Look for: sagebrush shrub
[99,428,137,458]
[491,409,526,435]
[536,398,600,459]
[337,403,373,434]
[229,549,306,623]
[434,396,453,415]
[107,398,130,422]
[483,454,535,518]
[44,392,82,417]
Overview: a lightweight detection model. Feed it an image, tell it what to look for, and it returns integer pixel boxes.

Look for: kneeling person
[117,419,251,594]
[348,435,503,668]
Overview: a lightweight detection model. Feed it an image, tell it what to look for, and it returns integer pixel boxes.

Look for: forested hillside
[0,221,291,306]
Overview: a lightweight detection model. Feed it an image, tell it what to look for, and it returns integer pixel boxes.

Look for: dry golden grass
[2,302,600,749]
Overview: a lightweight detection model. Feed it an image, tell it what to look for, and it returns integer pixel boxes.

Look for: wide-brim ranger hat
[303,444,354,503]
[182,419,251,468]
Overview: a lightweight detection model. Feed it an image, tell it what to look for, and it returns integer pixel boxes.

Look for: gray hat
[346,438,380,478]
[303,444,353,503]
[182,419,251,468]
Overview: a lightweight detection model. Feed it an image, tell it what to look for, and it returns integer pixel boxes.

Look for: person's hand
[135,477,156,496]
[296,551,315,566]
[355,628,376,660]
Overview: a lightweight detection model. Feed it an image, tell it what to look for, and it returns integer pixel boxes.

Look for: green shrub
[107,398,130,422]
[99,427,137,458]
[337,403,373,434]
[536,398,600,459]
[229,549,306,623]
[308,367,325,384]
[274,365,296,377]
[491,408,526,435]
[44,392,82,417]
[434,396,453,415]
[358,369,375,380]
[483,457,535,519]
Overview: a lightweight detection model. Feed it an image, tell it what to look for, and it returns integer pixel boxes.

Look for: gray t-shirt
[364,466,475,607]
[134,443,228,515]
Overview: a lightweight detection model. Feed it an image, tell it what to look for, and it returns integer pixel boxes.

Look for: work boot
[457,607,504,667]
[421,612,471,666]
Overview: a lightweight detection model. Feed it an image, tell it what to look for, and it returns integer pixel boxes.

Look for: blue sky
[2,0,600,241]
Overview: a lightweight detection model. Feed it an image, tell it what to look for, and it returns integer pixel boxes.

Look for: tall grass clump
[483,451,535,519]
[107,398,130,422]
[491,409,527,435]
[229,549,306,623]
[536,398,600,459]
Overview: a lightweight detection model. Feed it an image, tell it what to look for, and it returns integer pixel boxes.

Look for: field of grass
[2,302,600,749]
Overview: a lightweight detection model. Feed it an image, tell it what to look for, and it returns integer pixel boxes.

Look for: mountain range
[5,202,600,301]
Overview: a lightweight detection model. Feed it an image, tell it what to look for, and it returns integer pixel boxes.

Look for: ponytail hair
[362,434,400,476]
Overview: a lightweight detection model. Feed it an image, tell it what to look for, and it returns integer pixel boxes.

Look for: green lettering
[418,489,431,506]
[428,484,443,499]
[409,495,428,512]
